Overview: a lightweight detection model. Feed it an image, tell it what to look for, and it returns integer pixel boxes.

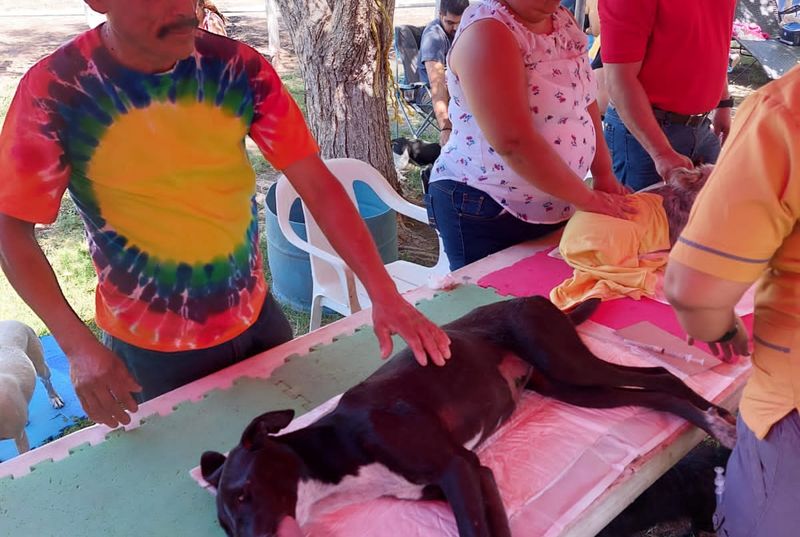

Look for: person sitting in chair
[418,0,469,146]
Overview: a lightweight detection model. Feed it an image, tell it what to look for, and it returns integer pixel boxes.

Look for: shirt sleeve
[599,0,657,64]
[247,53,318,171]
[0,68,72,224]
[419,25,449,66]
[669,91,800,283]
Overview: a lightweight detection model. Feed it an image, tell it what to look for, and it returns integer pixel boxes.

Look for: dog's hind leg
[15,430,30,454]
[26,336,64,409]
[528,376,737,449]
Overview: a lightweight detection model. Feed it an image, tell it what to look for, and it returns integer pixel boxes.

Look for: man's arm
[425,60,452,145]
[604,61,693,179]
[0,214,140,428]
[280,155,451,366]
[710,77,732,146]
[664,260,751,361]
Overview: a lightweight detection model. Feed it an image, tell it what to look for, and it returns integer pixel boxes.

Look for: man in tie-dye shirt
[0,0,451,429]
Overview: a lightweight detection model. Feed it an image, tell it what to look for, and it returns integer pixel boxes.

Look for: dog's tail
[565,298,600,326]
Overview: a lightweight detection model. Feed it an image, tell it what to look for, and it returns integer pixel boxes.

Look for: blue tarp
[0,335,87,463]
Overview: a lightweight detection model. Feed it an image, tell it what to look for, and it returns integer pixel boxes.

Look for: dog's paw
[50,395,65,409]
[704,407,737,449]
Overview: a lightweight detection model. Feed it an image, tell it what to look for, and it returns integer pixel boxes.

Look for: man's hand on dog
[371,293,452,367]
[68,339,141,428]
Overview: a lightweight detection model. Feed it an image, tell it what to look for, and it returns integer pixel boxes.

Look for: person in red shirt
[600,0,735,191]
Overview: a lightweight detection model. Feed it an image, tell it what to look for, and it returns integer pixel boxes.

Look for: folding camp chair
[393,25,439,139]
[734,0,800,80]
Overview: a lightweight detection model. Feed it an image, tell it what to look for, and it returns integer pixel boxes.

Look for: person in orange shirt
[0,0,451,430]
[665,67,800,536]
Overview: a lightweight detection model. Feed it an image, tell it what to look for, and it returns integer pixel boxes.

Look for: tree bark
[275,0,400,189]
[264,0,281,63]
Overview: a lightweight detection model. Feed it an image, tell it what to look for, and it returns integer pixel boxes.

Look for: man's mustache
[156,17,198,39]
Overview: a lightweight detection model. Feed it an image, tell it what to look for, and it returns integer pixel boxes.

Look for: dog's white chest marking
[295,463,425,524]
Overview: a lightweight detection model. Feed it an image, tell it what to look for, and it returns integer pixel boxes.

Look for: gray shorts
[715,411,800,537]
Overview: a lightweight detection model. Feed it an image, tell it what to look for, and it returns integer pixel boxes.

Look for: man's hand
[653,149,693,181]
[371,292,452,367]
[710,107,732,146]
[68,339,141,428]
[687,316,750,363]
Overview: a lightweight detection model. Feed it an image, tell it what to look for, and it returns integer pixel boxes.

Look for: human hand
[438,128,451,146]
[710,107,732,146]
[576,190,637,219]
[68,339,141,428]
[687,316,750,363]
[592,172,632,195]
[371,292,452,367]
[653,149,693,181]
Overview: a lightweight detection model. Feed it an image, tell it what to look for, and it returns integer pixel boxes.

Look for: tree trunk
[275,0,400,189]
[264,0,281,63]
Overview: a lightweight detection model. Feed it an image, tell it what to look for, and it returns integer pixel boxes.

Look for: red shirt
[600,0,735,115]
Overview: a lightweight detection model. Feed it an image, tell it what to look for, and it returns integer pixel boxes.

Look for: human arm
[587,100,629,195]
[0,214,140,427]
[604,61,693,179]
[425,60,452,145]
[449,19,633,218]
[664,262,750,361]
[710,79,732,146]
[281,155,451,366]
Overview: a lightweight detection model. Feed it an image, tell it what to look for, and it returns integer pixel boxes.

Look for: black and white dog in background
[391,137,441,193]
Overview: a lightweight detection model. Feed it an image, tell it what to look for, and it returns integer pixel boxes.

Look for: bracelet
[717,98,734,109]
[440,127,452,131]
[713,323,739,343]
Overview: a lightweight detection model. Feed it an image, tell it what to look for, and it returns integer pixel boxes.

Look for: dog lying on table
[0,320,64,454]
[200,296,735,537]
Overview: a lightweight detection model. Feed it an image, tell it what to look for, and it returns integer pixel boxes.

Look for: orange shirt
[670,67,800,439]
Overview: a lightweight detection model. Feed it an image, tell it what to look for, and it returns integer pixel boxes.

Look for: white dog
[0,320,64,454]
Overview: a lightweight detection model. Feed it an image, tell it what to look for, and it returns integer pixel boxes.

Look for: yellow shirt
[670,67,800,439]
[552,193,670,309]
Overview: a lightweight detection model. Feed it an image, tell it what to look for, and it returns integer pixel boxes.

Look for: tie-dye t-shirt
[0,28,318,351]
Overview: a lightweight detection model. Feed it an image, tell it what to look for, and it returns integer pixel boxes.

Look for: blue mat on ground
[0,335,86,463]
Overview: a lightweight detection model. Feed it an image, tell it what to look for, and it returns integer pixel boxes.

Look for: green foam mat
[0,284,505,536]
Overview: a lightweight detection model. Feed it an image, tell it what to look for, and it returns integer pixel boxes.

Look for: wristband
[440,127,452,131]
[713,323,738,343]
[717,98,734,109]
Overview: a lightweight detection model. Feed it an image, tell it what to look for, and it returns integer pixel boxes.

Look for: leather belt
[652,107,710,127]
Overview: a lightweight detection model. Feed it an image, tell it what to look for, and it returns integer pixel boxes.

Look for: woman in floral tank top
[426,0,633,270]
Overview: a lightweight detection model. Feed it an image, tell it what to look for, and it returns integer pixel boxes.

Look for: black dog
[200,297,736,537]
[391,136,441,167]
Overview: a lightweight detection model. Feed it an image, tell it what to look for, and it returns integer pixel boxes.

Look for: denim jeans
[103,292,293,402]
[603,106,721,191]
[425,180,565,271]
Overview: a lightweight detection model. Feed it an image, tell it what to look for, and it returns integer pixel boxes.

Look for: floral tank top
[430,1,598,224]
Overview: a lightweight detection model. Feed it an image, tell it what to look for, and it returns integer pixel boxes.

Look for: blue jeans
[425,180,565,271]
[103,292,293,402]
[603,106,721,191]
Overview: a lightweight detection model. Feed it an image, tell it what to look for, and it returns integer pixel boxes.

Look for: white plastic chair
[274,158,450,331]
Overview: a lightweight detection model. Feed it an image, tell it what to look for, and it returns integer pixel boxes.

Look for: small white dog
[0,320,64,454]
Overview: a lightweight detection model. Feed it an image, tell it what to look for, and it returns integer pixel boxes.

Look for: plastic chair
[393,25,439,139]
[274,158,450,331]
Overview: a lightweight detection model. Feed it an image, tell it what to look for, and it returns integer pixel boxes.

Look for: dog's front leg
[477,465,511,537]
[439,450,496,537]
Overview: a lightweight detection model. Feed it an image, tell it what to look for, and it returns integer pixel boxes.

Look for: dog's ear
[200,450,227,487]
[240,409,295,450]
